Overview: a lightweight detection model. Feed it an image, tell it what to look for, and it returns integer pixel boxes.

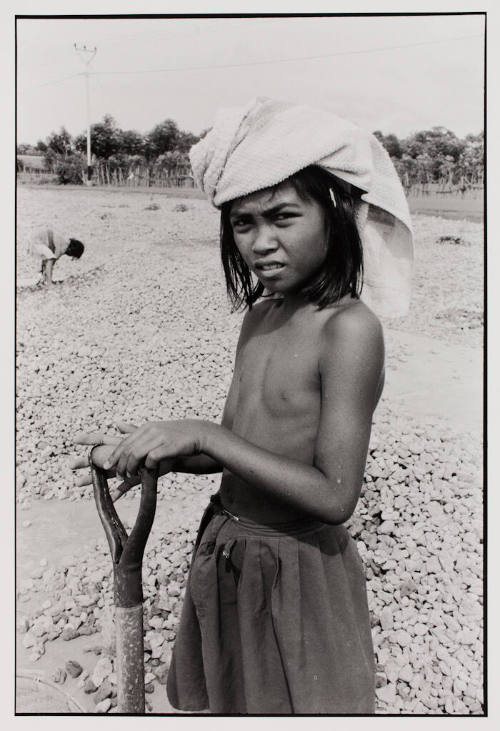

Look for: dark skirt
[166,495,375,714]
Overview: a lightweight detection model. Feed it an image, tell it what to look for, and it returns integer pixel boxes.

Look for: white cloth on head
[190,97,413,317]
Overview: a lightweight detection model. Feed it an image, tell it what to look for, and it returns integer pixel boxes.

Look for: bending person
[28,228,85,286]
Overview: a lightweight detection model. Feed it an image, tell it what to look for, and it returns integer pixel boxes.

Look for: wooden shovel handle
[90,450,159,607]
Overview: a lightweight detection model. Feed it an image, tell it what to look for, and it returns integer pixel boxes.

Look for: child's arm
[74,425,223,487]
[104,306,384,524]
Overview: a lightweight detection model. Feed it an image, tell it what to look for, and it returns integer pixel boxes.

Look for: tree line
[17,114,483,190]
[372,128,483,191]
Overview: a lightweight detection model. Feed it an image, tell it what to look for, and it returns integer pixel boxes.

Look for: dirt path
[382,327,482,435]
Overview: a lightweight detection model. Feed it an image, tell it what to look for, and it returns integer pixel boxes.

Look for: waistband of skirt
[207,493,326,538]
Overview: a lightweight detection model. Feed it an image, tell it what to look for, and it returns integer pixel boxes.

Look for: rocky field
[16,185,484,714]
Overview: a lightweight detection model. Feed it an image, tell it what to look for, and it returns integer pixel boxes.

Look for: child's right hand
[70,421,141,501]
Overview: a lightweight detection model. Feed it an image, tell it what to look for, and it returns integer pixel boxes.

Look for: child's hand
[70,421,141,501]
[70,442,116,475]
[103,419,207,480]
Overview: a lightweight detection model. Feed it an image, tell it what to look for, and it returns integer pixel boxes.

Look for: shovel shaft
[115,605,145,713]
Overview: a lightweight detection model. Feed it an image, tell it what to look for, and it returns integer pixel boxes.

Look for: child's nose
[252,226,278,254]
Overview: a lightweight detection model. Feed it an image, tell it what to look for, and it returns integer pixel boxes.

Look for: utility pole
[74,44,97,184]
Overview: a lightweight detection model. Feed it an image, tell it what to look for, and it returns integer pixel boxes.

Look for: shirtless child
[71,98,413,713]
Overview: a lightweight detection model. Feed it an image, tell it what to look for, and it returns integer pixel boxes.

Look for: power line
[28,32,483,89]
[86,33,484,77]
[34,73,81,89]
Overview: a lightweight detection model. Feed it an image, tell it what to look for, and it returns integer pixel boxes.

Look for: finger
[75,472,92,487]
[74,431,108,445]
[74,431,123,447]
[89,445,117,472]
[115,421,138,434]
[109,479,138,502]
[69,455,88,470]
[70,448,114,473]
[144,449,176,470]
[123,435,163,477]
[103,424,153,471]
[103,431,141,470]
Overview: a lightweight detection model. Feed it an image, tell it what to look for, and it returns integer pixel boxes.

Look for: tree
[373,131,402,159]
[401,127,465,164]
[176,130,200,153]
[54,153,86,185]
[119,129,145,156]
[145,119,180,158]
[456,132,483,183]
[45,127,73,157]
[382,134,402,159]
[74,114,122,159]
[401,131,427,159]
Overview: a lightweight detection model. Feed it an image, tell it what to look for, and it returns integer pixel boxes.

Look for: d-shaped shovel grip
[89,450,159,608]
[89,452,159,714]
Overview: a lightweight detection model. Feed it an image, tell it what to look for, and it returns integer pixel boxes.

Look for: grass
[407,193,483,223]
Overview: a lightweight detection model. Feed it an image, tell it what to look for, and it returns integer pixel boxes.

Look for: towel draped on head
[190,97,413,317]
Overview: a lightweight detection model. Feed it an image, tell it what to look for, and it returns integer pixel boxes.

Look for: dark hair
[66,238,85,259]
[220,165,364,310]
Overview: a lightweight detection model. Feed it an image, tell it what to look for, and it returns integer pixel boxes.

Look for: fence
[406,182,483,199]
[16,156,195,189]
[93,162,195,188]
[16,156,483,196]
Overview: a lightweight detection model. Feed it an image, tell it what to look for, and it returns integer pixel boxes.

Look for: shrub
[55,155,85,185]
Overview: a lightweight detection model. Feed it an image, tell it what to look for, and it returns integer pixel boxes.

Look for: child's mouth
[255,262,285,275]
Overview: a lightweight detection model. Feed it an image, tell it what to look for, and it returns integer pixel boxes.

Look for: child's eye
[273,212,297,225]
[232,219,252,232]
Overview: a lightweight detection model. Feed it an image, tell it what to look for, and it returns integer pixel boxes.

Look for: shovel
[89,452,159,714]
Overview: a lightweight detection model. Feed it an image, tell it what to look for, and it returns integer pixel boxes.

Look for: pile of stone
[352,411,482,714]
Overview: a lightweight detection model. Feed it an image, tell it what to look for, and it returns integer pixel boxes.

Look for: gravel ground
[16,185,484,714]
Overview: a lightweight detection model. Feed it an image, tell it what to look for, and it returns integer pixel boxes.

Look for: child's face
[229,182,328,297]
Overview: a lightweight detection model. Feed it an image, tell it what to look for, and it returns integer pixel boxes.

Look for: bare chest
[234,324,320,418]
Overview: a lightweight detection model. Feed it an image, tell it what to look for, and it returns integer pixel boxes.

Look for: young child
[28,228,85,286]
[72,98,413,714]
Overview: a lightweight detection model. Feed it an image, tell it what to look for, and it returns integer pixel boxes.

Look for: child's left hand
[103,419,208,479]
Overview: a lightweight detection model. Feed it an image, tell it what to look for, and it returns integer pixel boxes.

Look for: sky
[16,13,485,146]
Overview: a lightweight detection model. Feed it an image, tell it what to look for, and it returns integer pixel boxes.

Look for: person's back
[28,228,68,260]
[28,228,84,285]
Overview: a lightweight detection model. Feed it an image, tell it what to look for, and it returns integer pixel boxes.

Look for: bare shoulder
[319,299,385,367]
[322,298,383,339]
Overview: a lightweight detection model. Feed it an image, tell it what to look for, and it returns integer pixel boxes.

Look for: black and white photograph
[12,3,487,718]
